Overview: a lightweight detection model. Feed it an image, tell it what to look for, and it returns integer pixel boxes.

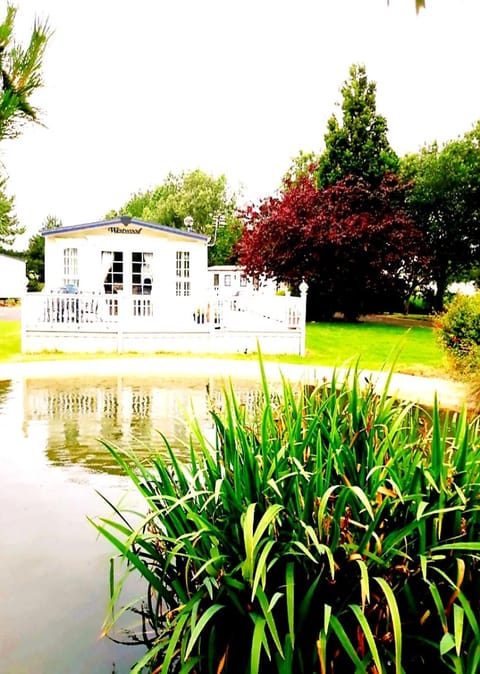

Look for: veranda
[21,288,307,355]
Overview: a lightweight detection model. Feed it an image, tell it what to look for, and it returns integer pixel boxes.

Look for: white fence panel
[21,289,307,355]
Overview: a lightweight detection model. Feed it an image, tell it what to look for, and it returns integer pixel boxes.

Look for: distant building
[0,253,26,299]
[208,265,280,297]
[448,281,478,296]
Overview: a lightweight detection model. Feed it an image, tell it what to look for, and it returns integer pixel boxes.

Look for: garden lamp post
[183,214,225,246]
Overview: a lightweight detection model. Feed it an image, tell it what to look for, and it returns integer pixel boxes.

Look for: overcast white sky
[2,0,480,246]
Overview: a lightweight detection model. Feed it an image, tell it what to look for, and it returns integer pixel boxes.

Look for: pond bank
[0,355,469,411]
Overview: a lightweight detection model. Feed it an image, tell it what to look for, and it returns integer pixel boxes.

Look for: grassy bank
[0,319,445,374]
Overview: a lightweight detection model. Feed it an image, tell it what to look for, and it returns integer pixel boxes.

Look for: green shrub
[407,293,432,315]
[91,362,480,673]
[436,294,480,374]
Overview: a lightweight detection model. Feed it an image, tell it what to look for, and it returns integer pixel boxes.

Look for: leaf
[355,558,370,610]
[251,539,275,600]
[440,632,455,656]
[88,517,163,593]
[454,604,465,658]
[242,503,283,583]
[329,614,365,669]
[185,603,224,659]
[285,562,295,649]
[374,577,402,674]
[349,604,382,673]
[255,585,284,659]
[250,615,267,674]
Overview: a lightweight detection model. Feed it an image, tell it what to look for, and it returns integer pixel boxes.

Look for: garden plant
[436,293,480,375]
[436,293,480,409]
[91,359,480,673]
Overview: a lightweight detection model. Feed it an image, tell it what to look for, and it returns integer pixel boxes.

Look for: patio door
[102,251,153,296]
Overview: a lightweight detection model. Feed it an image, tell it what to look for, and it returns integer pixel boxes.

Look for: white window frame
[175,251,191,296]
[63,247,79,287]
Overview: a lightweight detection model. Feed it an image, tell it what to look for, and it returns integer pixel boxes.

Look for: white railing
[35,292,110,325]
[234,294,303,329]
[23,291,306,334]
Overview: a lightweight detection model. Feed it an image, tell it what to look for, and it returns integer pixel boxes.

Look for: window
[224,274,231,287]
[175,251,190,296]
[103,251,124,294]
[63,248,79,287]
[213,273,220,288]
[240,276,247,287]
[131,251,153,295]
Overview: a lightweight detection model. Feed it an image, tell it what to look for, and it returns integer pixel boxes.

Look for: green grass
[0,319,446,375]
[0,320,21,360]
[300,321,444,374]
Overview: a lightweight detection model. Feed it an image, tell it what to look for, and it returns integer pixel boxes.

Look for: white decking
[21,291,307,355]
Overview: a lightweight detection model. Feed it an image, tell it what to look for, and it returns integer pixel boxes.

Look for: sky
[2,0,480,247]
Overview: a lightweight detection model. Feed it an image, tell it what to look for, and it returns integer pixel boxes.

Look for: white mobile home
[208,265,280,298]
[0,253,26,299]
[22,217,307,355]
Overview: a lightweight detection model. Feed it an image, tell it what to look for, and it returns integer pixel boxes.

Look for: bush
[407,293,432,315]
[91,363,480,673]
[436,293,480,374]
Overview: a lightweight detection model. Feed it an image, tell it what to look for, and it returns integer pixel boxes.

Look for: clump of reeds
[91,358,480,673]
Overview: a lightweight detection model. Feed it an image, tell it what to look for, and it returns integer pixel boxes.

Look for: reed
[91,358,480,673]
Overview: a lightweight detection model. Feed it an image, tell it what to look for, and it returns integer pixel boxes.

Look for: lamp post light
[184,215,194,232]
[183,214,225,246]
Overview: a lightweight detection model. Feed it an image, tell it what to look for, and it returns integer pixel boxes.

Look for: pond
[0,373,248,674]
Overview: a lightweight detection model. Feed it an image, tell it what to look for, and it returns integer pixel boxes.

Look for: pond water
[0,373,244,674]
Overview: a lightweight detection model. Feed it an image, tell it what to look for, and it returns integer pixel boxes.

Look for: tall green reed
[91,359,480,673]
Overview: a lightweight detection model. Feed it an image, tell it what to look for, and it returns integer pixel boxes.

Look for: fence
[21,289,308,355]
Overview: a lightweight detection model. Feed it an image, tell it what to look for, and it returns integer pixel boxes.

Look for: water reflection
[0,372,250,674]
[0,378,11,402]
[23,375,214,474]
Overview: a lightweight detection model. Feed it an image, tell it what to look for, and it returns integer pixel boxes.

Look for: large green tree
[24,214,62,290]
[257,64,421,320]
[316,64,399,188]
[400,122,480,310]
[0,4,50,140]
[0,176,22,245]
[0,4,51,246]
[109,169,243,265]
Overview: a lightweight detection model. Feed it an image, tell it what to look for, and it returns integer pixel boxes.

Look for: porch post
[20,290,26,353]
[299,280,309,357]
[116,292,125,353]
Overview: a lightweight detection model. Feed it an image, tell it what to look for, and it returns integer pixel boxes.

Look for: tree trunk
[433,273,447,312]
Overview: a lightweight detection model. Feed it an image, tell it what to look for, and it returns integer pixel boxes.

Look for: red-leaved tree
[238,173,430,320]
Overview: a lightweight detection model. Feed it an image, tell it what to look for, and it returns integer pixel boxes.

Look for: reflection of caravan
[209,265,279,297]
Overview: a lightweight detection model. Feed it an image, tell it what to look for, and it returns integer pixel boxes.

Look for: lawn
[0,318,446,375]
[0,320,21,361]
[300,320,445,374]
